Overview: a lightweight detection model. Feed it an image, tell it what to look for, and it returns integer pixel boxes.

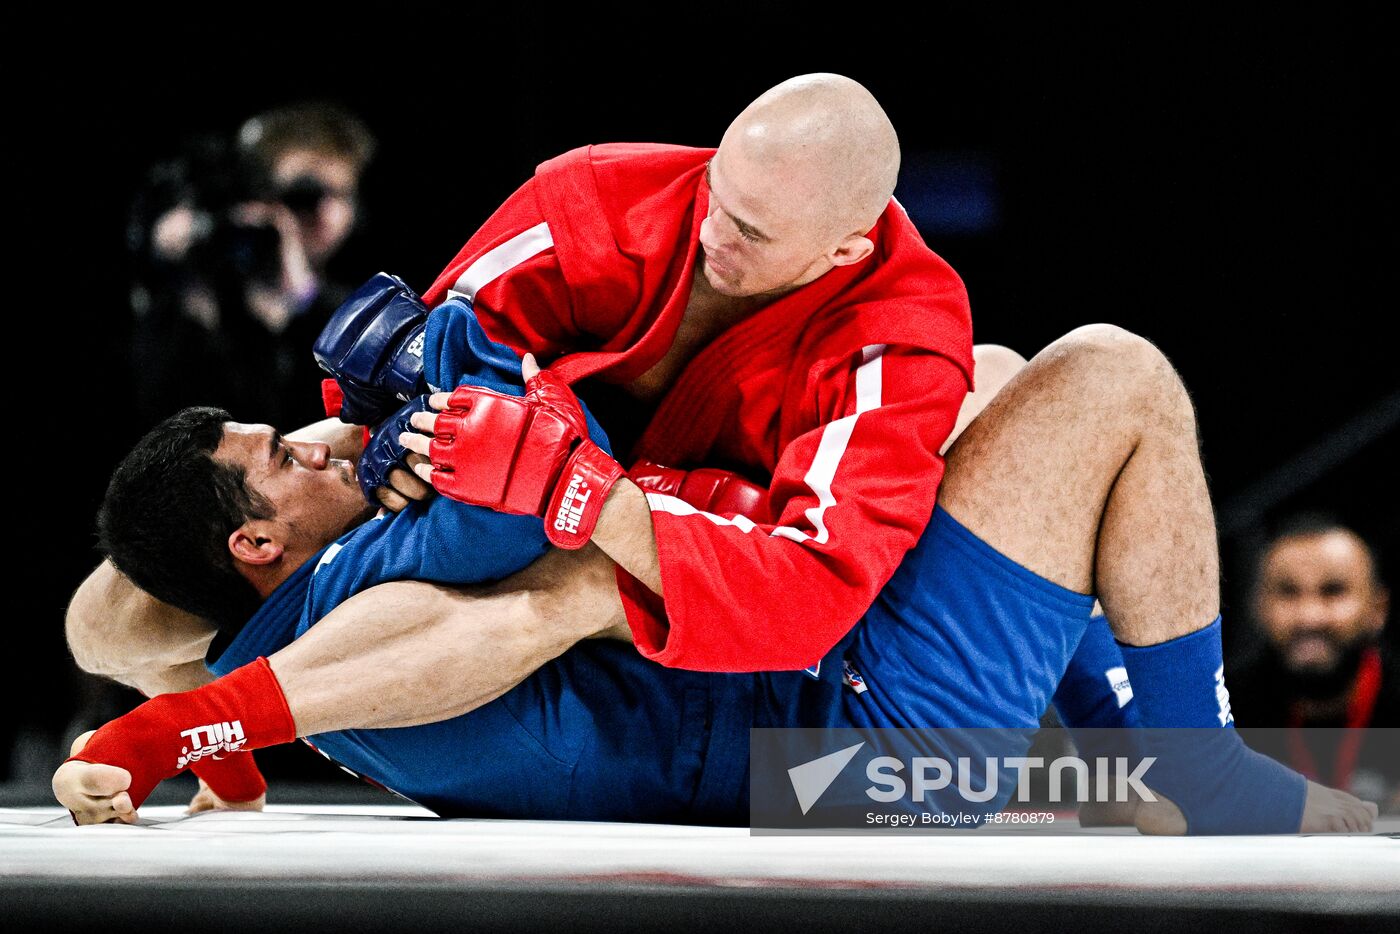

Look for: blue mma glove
[357,396,433,506]
[314,272,429,426]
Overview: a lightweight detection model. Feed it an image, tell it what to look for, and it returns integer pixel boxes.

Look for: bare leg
[942,344,1029,455]
[940,324,1215,644]
[938,324,1374,833]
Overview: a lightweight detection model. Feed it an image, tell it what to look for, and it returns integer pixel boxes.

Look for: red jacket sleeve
[421,179,584,360]
[616,345,967,671]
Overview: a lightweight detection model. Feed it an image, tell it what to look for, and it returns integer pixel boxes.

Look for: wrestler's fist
[401,354,625,549]
[53,730,138,825]
[314,272,429,426]
[357,396,436,512]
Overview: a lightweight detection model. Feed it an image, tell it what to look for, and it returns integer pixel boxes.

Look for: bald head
[720,74,900,240]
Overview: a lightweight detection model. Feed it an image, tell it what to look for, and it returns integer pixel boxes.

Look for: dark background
[8,13,1394,783]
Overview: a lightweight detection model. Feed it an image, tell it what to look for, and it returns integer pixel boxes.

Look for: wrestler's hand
[186,776,266,816]
[378,455,433,513]
[62,658,296,817]
[53,730,138,825]
[357,396,437,512]
[400,354,626,549]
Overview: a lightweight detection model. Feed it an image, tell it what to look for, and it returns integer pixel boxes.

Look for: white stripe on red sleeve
[770,343,886,546]
[448,222,554,301]
[643,344,889,548]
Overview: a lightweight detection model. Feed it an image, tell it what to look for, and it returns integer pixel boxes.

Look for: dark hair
[97,407,273,629]
[1261,510,1386,588]
[237,102,376,175]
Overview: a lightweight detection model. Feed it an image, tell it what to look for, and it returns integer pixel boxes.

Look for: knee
[1054,324,1190,413]
[1061,324,1175,382]
[1062,323,1160,363]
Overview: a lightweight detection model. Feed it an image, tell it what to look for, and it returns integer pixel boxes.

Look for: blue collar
[206,550,322,677]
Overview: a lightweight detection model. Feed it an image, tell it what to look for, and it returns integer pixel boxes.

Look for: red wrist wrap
[546,441,625,549]
[189,751,267,804]
[67,657,295,810]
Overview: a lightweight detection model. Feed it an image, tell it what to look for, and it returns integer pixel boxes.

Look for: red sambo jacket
[422,144,974,672]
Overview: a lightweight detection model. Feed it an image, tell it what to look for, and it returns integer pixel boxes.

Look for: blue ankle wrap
[1118,618,1307,834]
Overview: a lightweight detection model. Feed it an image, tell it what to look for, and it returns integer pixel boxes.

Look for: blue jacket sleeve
[424,298,612,455]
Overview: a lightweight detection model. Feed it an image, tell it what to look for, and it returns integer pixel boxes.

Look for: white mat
[3,805,1397,895]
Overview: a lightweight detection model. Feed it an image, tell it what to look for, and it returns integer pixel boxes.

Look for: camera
[127,134,285,318]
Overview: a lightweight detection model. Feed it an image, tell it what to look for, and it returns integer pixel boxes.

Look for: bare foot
[1079,798,1140,827]
[1134,780,1378,835]
[1134,794,1187,835]
[1300,780,1378,834]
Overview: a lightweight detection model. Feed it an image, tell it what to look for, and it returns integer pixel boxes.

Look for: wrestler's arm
[270,544,627,733]
[57,545,626,823]
[584,347,967,671]
[68,549,624,739]
[65,560,217,694]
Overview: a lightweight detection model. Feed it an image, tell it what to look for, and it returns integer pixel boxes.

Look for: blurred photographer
[78,107,378,787]
[126,104,374,430]
[236,102,375,325]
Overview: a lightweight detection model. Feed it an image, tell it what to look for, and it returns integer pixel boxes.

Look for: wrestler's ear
[228,522,285,566]
[829,233,874,268]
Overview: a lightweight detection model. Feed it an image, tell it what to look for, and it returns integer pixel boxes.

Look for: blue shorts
[758,504,1099,733]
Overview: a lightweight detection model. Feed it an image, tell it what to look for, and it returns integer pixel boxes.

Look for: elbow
[65,579,106,675]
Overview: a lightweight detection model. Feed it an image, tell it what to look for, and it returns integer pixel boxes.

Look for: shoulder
[795,209,975,385]
[66,560,215,677]
[871,200,969,299]
[535,143,711,219]
[539,143,712,182]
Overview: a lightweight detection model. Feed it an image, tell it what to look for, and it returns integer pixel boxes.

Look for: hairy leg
[942,344,1029,455]
[940,324,1215,644]
[939,324,1373,833]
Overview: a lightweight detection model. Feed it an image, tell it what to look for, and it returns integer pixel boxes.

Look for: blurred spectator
[126,103,374,431]
[1231,512,1399,810]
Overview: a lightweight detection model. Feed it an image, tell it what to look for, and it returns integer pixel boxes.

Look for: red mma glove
[628,460,770,523]
[427,367,625,549]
